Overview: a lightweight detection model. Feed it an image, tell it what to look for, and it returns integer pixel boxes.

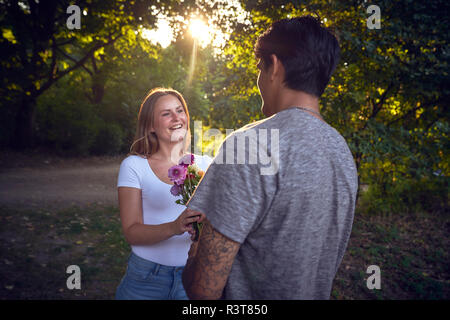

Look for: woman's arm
[118,187,201,246]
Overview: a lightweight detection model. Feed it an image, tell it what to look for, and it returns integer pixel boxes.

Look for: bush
[0,103,17,148]
[35,96,100,156]
[358,177,449,215]
[90,122,124,155]
[35,75,130,156]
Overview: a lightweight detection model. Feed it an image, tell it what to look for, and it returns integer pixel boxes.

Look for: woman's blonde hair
[129,87,191,157]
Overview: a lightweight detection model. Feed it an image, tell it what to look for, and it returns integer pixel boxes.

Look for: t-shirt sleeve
[117,156,141,189]
[188,135,276,244]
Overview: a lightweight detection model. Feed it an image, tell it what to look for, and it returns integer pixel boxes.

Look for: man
[182,16,358,299]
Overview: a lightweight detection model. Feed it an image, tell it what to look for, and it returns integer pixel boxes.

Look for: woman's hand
[171,209,205,236]
[188,210,206,241]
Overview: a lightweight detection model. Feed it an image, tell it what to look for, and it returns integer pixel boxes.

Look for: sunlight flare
[189,18,211,47]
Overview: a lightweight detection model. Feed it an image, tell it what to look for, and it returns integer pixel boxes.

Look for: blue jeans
[115,252,188,300]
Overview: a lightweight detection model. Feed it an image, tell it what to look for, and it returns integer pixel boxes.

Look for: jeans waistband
[128,252,184,274]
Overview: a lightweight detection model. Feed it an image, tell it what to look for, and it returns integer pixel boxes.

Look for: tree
[0,0,170,148]
[218,0,449,212]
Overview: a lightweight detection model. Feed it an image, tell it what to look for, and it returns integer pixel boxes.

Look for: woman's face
[151,94,188,143]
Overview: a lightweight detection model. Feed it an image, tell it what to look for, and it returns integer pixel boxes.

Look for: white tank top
[117,154,212,266]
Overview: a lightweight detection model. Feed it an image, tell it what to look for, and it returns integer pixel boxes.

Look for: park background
[0,0,448,299]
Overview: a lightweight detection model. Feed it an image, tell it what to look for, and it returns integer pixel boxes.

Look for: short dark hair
[255,15,340,97]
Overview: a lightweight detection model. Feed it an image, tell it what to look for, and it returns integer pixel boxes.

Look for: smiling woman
[115,87,213,300]
[151,95,188,144]
[129,88,191,157]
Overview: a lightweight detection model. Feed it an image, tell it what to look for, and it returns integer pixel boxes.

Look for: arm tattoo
[183,219,240,299]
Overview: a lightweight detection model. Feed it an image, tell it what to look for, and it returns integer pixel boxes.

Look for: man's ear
[269,54,283,81]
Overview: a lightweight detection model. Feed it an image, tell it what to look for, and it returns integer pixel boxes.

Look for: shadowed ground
[0,162,119,209]
[0,151,123,209]
[0,152,448,299]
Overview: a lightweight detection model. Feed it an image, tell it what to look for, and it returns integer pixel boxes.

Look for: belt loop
[153,262,161,276]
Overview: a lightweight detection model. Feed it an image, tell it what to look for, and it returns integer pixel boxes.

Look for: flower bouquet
[168,154,205,241]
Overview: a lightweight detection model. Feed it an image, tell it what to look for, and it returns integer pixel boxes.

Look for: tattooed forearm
[182,219,240,300]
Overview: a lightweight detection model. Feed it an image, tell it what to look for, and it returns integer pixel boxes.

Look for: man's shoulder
[233,109,308,135]
[227,116,281,143]
[234,118,272,133]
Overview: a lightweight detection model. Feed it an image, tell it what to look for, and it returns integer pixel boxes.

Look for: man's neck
[276,88,320,114]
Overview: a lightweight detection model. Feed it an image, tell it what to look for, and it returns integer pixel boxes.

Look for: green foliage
[35,70,129,156]
[31,28,221,156]
[359,176,448,216]
[1,0,448,213]
[92,123,125,155]
[223,0,449,215]
[35,77,99,156]
[0,0,179,147]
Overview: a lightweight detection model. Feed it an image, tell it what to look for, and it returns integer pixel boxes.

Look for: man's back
[190,107,358,299]
[231,107,357,299]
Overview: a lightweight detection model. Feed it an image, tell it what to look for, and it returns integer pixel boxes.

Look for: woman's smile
[152,95,188,141]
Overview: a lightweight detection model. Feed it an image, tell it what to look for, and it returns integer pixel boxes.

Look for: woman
[115,88,212,300]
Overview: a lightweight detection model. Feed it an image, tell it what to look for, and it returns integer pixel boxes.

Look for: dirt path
[0,152,123,209]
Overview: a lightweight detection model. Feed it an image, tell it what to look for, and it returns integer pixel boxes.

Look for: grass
[0,204,449,299]
[331,210,449,300]
[0,204,128,299]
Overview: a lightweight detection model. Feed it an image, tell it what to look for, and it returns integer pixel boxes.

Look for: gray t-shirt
[188,107,358,299]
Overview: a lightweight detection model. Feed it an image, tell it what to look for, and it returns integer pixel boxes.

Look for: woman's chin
[169,130,187,143]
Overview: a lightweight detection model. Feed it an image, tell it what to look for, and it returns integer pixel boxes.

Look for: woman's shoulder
[118,155,148,187]
[120,154,147,168]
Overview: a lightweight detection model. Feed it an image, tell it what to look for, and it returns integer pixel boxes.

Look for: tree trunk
[12,96,36,150]
[92,83,105,104]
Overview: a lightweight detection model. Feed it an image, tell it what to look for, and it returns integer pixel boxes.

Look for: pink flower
[170,184,182,196]
[179,154,195,166]
[168,165,187,185]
